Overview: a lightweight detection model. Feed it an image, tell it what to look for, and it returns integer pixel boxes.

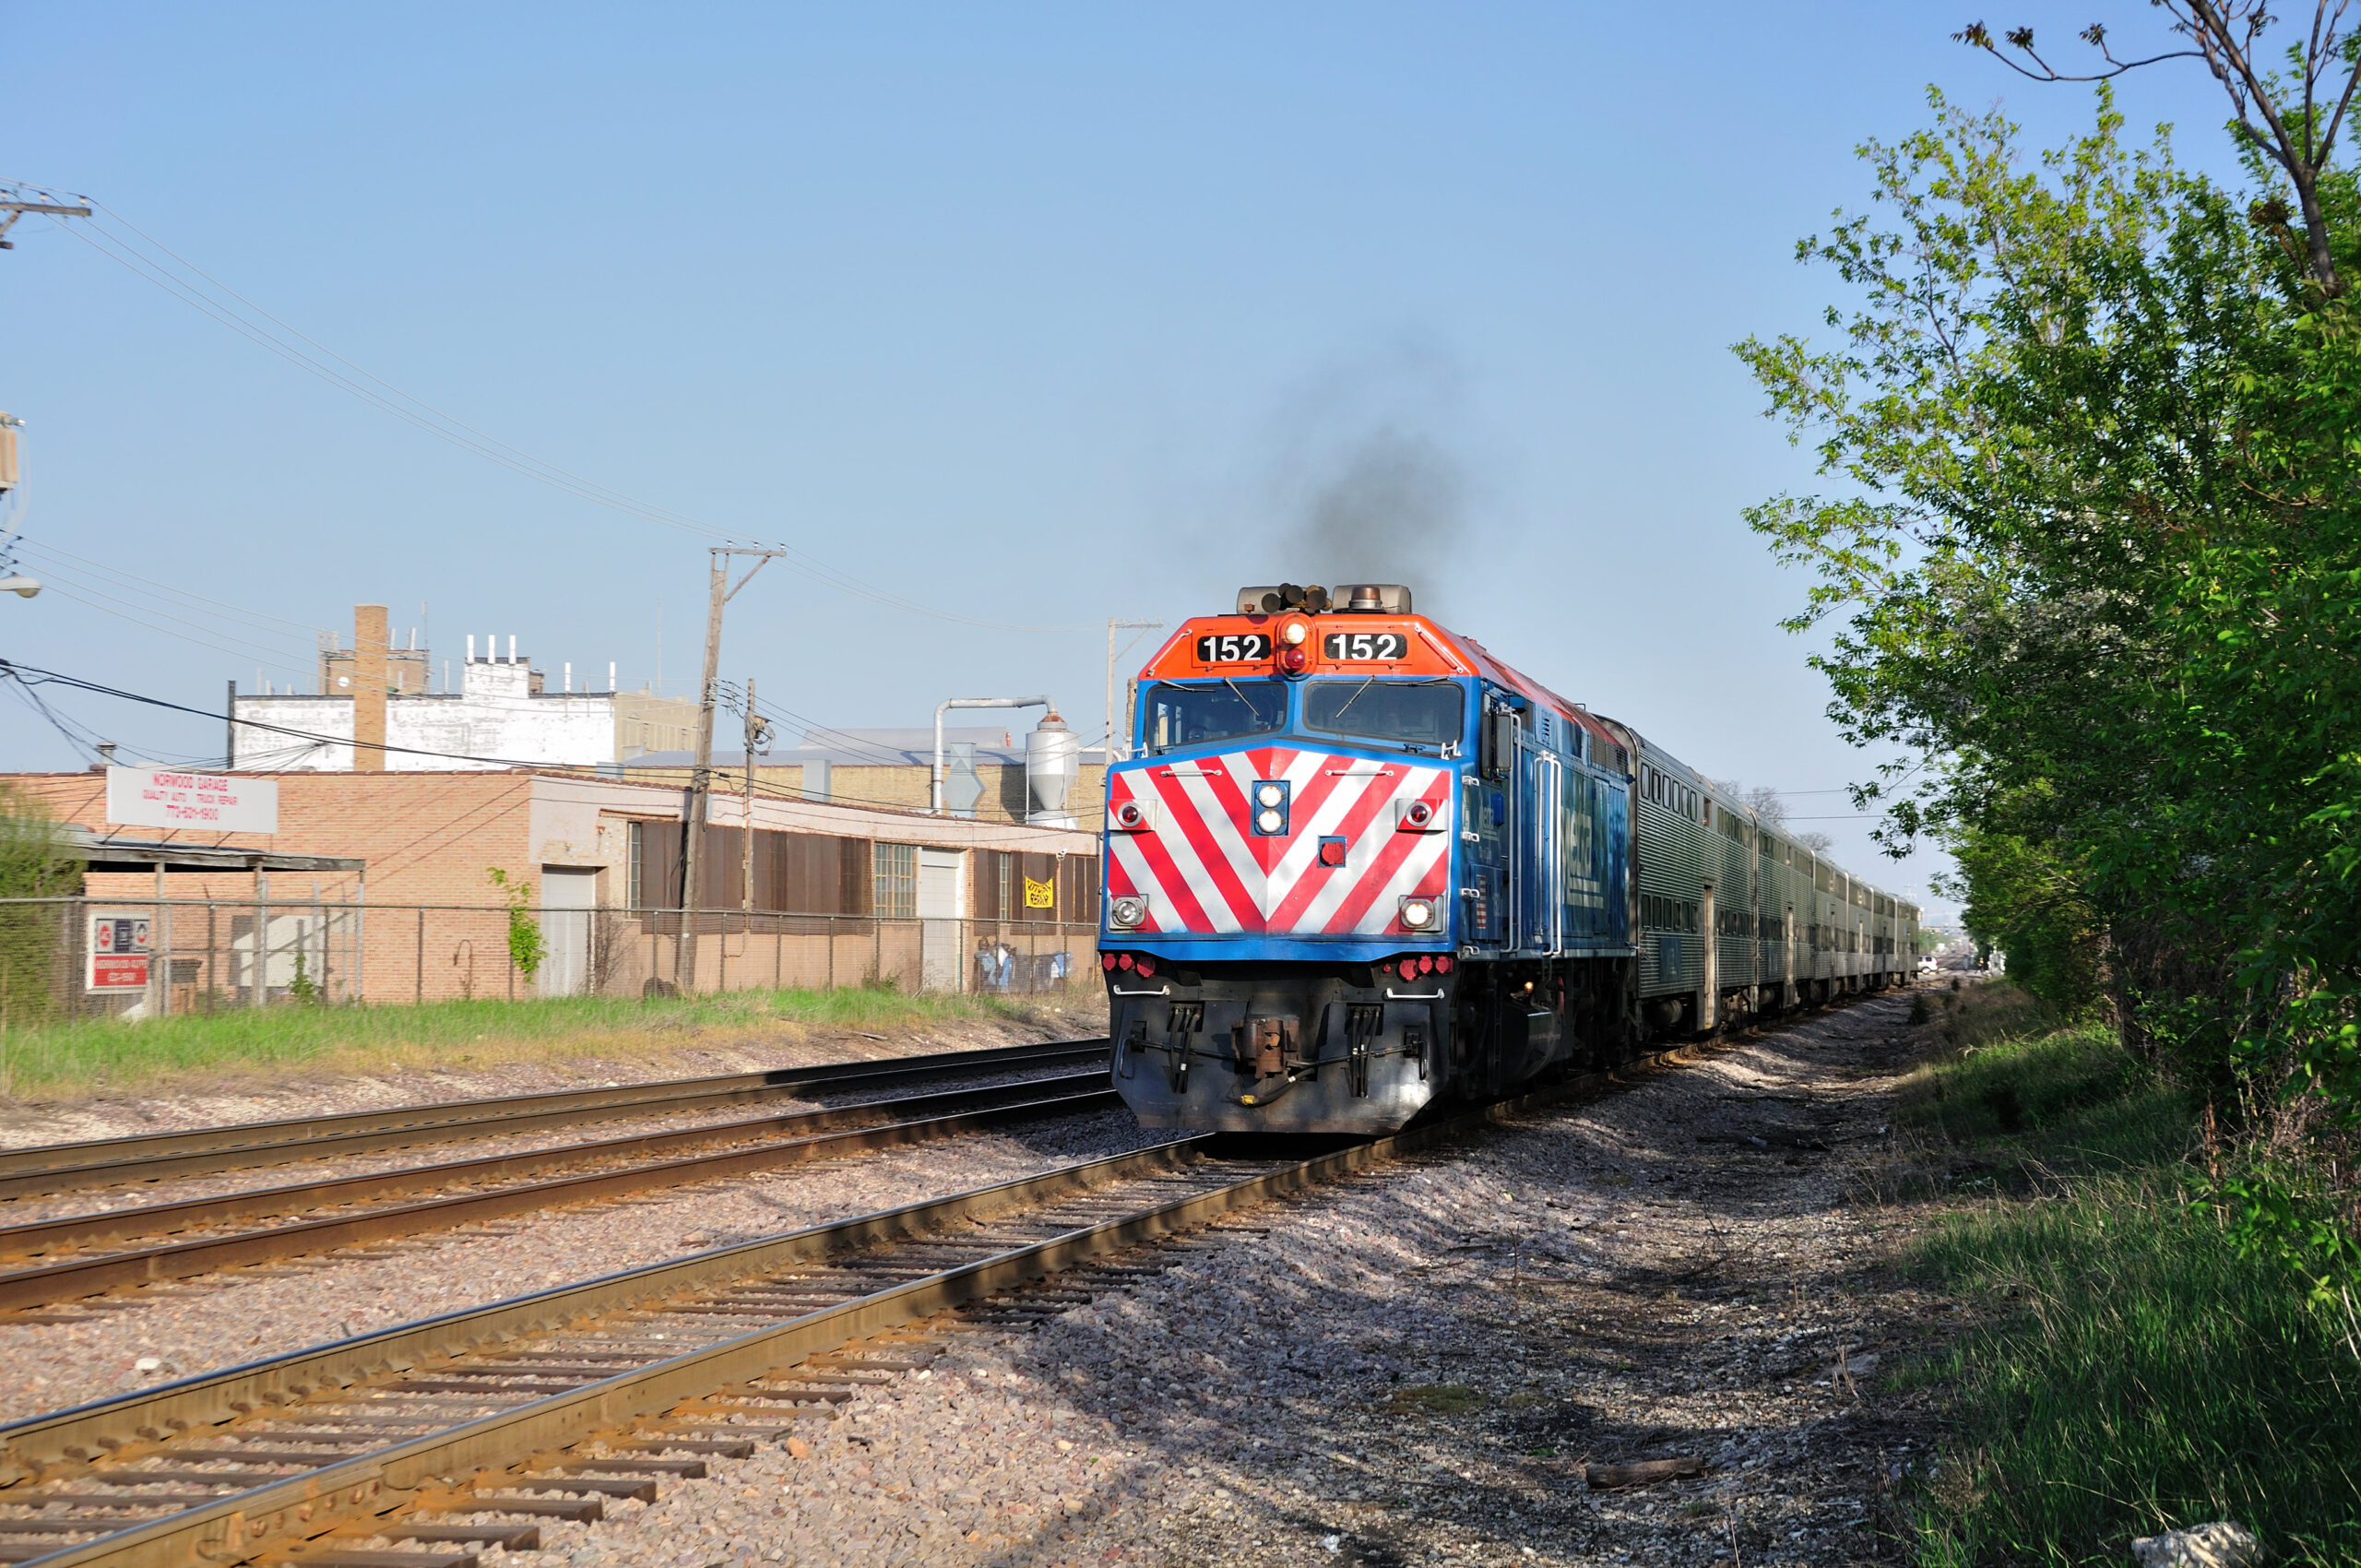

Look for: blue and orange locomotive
[1097,582,1918,1134]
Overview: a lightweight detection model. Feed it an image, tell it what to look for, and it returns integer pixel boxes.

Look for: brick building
[622,728,1110,828]
[228,604,702,771]
[6,767,1100,1007]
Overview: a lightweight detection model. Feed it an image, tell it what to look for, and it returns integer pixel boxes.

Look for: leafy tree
[1960,2,2361,296]
[1737,80,2361,1290]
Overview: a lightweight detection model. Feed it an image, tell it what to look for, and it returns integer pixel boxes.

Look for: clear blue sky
[0,3,2256,917]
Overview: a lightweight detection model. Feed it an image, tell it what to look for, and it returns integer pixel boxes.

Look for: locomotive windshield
[1302,677,1465,752]
[1143,680,1286,752]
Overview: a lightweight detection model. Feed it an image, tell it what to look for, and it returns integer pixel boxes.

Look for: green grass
[1894,998,2361,1563]
[1897,1019,2182,1171]
[0,986,1087,1100]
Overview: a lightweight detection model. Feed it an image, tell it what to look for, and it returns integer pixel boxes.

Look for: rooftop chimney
[354,603,389,772]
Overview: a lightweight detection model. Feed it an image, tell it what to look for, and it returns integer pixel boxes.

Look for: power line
[18,537,327,636]
[25,555,322,679]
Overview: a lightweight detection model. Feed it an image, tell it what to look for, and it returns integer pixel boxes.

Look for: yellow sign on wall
[1024,876,1055,909]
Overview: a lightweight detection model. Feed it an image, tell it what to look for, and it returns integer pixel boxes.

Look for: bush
[0,786,81,1030]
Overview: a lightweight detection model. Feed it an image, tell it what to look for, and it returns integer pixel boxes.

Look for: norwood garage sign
[105,766,279,835]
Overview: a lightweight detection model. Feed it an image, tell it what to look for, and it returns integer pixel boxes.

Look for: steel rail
[0,1070,1121,1264]
[0,1039,1707,1568]
[0,1039,1113,1202]
[0,1080,1122,1314]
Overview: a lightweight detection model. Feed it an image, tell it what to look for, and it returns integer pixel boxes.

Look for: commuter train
[1097,583,1918,1134]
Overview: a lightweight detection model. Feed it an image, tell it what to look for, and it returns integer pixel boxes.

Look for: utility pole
[1105,619,1164,764]
[0,412,38,599]
[742,676,758,925]
[677,547,785,990]
[0,187,92,251]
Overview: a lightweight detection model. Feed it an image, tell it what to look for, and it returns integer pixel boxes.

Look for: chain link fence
[0,897,1102,1023]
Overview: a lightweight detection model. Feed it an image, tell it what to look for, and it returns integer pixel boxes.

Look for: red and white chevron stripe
[1105,747,1453,937]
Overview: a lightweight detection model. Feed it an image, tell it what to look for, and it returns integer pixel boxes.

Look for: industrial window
[627,822,644,909]
[997,853,1014,923]
[872,842,918,921]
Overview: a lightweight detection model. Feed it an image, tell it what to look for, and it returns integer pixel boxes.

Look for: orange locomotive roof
[1139,612,1631,767]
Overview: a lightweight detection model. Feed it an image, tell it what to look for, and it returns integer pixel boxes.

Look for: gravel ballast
[0,1108,1164,1421]
[0,1059,1111,1228]
[324,992,1945,1567]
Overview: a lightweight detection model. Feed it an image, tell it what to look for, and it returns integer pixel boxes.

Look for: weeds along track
[0,1039,1113,1203]
[0,1071,1124,1317]
[0,1031,1743,1568]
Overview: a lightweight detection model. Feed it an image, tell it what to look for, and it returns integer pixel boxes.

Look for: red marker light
[1118,952,1135,971]
[1278,646,1310,674]
[1418,954,1435,975]
[1135,956,1156,978]
[1101,953,1118,971]
[1435,955,1454,974]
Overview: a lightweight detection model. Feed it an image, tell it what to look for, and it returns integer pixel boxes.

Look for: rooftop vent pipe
[933,696,1050,814]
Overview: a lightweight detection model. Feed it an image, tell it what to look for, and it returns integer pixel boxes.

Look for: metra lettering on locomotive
[1097,582,1920,1134]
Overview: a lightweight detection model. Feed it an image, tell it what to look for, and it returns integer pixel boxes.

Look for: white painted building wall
[231,656,622,772]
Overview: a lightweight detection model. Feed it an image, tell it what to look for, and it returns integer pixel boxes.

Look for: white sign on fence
[87,910,152,991]
[105,766,279,834]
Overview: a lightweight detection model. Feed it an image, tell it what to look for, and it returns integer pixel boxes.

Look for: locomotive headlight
[1280,621,1309,647]
[1256,782,1286,809]
[1109,896,1149,930]
[1256,807,1285,834]
[1399,896,1438,931]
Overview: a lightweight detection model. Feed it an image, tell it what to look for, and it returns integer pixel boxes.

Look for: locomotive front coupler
[1106,958,1456,1102]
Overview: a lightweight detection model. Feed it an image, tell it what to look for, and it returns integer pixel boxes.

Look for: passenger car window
[1143,681,1286,751]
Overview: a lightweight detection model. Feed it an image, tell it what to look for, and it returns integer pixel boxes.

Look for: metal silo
[1026,712,1079,827]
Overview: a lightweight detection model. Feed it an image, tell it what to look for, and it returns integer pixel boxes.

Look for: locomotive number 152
[1195,633,1272,662]
[1322,631,1405,661]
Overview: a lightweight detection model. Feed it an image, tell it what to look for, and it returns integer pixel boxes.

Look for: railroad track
[0,1040,1705,1568]
[0,1039,1112,1204]
[0,1070,1127,1317]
